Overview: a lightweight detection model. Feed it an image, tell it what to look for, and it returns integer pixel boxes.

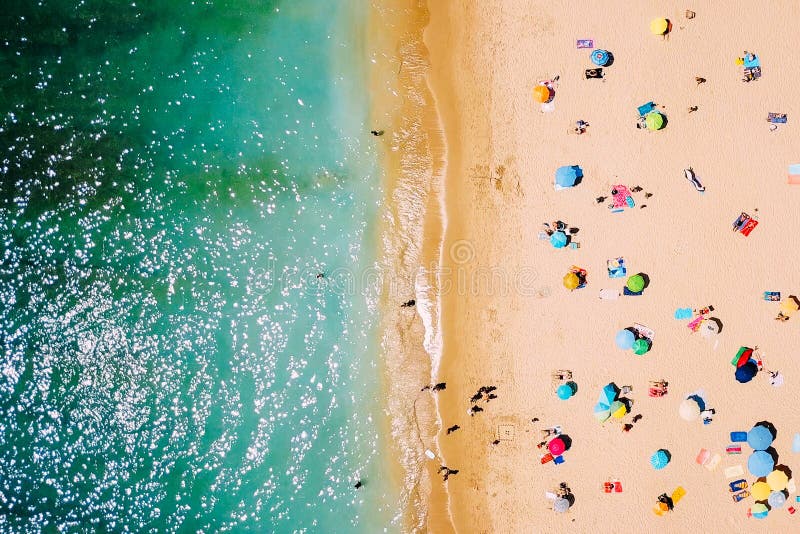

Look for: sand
[401,1,800,533]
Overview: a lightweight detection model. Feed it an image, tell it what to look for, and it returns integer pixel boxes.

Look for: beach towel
[607,257,626,278]
[789,164,800,184]
[743,66,761,81]
[610,185,634,209]
[732,212,750,231]
[599,288,620,300]
[584,68,603,79]
[724,465,745,478]
[674,308,693,319]
[576,39,593,49]
[623,287,643,296]
[730,431,748,442]
[743,54,761,68]
[768,113,787,124]
[637,102,656,116]
[764,291,781,301]
[740,218,758,236]
[687,315,705,332]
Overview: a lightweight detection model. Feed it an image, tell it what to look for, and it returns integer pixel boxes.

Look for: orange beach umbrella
[533,85,551,103]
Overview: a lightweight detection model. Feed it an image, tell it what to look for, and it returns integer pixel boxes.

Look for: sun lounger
[729,479,748,492]
[732,490,750,503]
[732,212,750,231]
[637,102,656,116]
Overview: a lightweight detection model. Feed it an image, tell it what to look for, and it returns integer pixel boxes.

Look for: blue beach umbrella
[768,491,787,508]
[650,449,670,470]
[555,166,583,188]
[748,450,775,477]
[591,49,610,66]
[593,401,611,422]
[735,361,758,383]
[557,383,573,400]
[599,383,619,405]
[615,329,635,350]
[748,424,774,451]
[550,231,568,248]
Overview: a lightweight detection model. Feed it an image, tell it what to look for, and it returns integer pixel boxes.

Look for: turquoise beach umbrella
[557,384,573,400]
[593,401,611,422]
[550,231,568,248]
[599,383,619,405]
[650,449,670,470]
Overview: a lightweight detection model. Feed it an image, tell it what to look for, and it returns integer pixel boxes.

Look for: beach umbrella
[679,398,701,421]
[550,231,568,249]
[735,361,758,383]
[632,338,650,355]
[615,329,635,350]
[593,401,611,422]
[768,491,787,508]
[645,112,664,131]
[780,296,800,314]
[563,272,580,290]
[751,481,771,501]
[553,497,570,513]
[700,319,721,338]
[748,425,774,451]
[600,383,619,405]
[555,165,581,188]
[610,400,627,419]
[734,347,753,368]
[767,470,789,491]
[591,49,610,66]
[748,451,775,477]
[533,85,551,103]
[557,383,573,400]
[650,18,668,35]
[548,438,566,456]
[650,449,670,470]
[626,274,645,293]
[751,502,769,519]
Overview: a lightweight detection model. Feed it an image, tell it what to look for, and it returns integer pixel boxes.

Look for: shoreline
[367,0,450,531]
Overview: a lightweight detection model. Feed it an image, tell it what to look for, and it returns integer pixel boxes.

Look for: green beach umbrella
[632,338,650,355]
[626,274,645,293]
[645,112,664,131]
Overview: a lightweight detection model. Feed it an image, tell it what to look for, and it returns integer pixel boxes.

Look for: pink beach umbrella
[548,437,566,456]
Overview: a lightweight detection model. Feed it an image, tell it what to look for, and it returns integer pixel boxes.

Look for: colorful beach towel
[637,102,656,116]
[607,257,627,278]
[768,113,787,124]
[789,164,800,184]
[610,185,634,210]
[577,39,594,49]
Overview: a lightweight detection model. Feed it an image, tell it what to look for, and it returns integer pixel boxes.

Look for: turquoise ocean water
[0,1,398,532]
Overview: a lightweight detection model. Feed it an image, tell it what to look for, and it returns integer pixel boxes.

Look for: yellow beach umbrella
[563,272,580,290]
[767,470,789,491]
[533,85,551,104]
[751,481,771,501]
[650,18,668,35]
[610,400,627,419]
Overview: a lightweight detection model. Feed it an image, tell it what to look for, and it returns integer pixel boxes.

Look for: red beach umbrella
[548,437,566,456]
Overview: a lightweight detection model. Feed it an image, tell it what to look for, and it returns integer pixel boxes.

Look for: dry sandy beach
[371,1,800,532]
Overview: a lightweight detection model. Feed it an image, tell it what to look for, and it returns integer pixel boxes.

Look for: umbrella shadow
[775,464,792,480]
[559,434,573,452]
[565,493,576,506]
[687,394,705,411]
[566,381,578,395]
[659,115,669,129]
[604,52,615,67]
[638,273,651,289]
[765,446,779,464]
[659,449,672,462]
[755,420,778,440]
